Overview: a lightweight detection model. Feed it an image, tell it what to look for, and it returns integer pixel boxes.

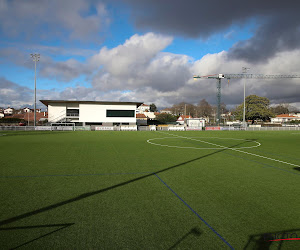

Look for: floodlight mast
[193,73,300,127]
[30,53,40,127]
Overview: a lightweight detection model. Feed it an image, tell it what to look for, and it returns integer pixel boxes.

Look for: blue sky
[0,0,300,110]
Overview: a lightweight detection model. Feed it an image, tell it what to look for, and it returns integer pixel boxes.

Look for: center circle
[147,136,261,150]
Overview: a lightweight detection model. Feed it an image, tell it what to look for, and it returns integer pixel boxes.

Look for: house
[23,107,33,113]
[176,115,192,125]
[186,118,206,130]
[136,113,147,125]
[0,113,4,118]
[289,112,300,117]
[271,114,300,123]
[136,104,150,114]
[40,100,143,126]
[160,108,172,114]
[4,107,14,115]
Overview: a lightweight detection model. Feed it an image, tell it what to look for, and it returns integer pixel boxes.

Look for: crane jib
[193,74,300,79]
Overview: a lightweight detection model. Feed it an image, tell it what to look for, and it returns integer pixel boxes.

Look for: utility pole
[242,67,250,129]
[30,53,40,127]
[216,78,222,125]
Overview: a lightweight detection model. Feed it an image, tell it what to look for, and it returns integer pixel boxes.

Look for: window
[106,110,134,117]
[86,122,102,125]
[67,109,79,117]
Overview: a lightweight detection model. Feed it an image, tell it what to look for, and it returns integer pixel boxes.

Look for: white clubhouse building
[40,100,143,126]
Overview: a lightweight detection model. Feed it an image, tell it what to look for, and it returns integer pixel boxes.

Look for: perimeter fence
[0,125,299,132]
[0,126,90,131]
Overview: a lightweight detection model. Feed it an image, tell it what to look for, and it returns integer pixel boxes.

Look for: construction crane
[193,73,300,126]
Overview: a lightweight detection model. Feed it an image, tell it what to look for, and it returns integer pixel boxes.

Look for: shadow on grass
[244,228,300,250]
[169,227,202,249]
[0,131,72,137]
[0,223,74,249]
[0,139,251,230]
[293,167,300,172]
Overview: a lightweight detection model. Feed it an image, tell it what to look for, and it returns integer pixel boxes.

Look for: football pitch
[0,130,299,249]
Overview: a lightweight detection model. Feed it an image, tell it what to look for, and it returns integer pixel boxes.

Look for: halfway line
[154,173,234,249]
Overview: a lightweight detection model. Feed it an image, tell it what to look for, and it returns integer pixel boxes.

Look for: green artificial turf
[0,130,299,249]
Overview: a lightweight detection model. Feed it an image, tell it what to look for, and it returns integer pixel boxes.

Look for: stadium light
[30,53,40,127]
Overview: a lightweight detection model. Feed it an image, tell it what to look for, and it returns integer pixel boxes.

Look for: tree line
[150,95,297,124]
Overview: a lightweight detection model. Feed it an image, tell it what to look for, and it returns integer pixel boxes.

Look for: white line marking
[153,131,300,168]
[147,137,261,149]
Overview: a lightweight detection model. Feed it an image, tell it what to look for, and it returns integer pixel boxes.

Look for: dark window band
[106,110,134,117]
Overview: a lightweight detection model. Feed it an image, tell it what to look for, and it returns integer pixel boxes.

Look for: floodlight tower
[193,73,300,127]
[30,53,40,127]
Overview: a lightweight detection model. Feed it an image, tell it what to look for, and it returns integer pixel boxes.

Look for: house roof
[136,114,147,118]
[177,115,192,121]
[141,104,149,106]
[10,112,48,121]
[40,100,143,107]
[276,114,296,118]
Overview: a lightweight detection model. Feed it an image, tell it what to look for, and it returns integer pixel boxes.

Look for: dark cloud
[0,48,91,82]
[229,10,300,62]
[0,0,109,43]
[122,0,300,62]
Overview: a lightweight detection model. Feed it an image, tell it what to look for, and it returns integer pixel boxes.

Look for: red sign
[205,126,221,130]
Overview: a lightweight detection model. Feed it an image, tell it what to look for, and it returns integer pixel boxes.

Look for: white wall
[48,103,66,122]
[47,102,138,123]
[4,108,13,114]
[79,104,136,123]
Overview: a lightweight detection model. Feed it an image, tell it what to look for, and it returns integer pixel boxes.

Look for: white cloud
[90,33,173,76]
[1,32,300,110]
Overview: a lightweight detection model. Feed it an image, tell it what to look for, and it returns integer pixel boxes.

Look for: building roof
[40,100,143,107]
[177,115,192,121]
[141,104,149,106]
[136,114,147,118]
[10,112,48,121]
[276,114,296,118]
